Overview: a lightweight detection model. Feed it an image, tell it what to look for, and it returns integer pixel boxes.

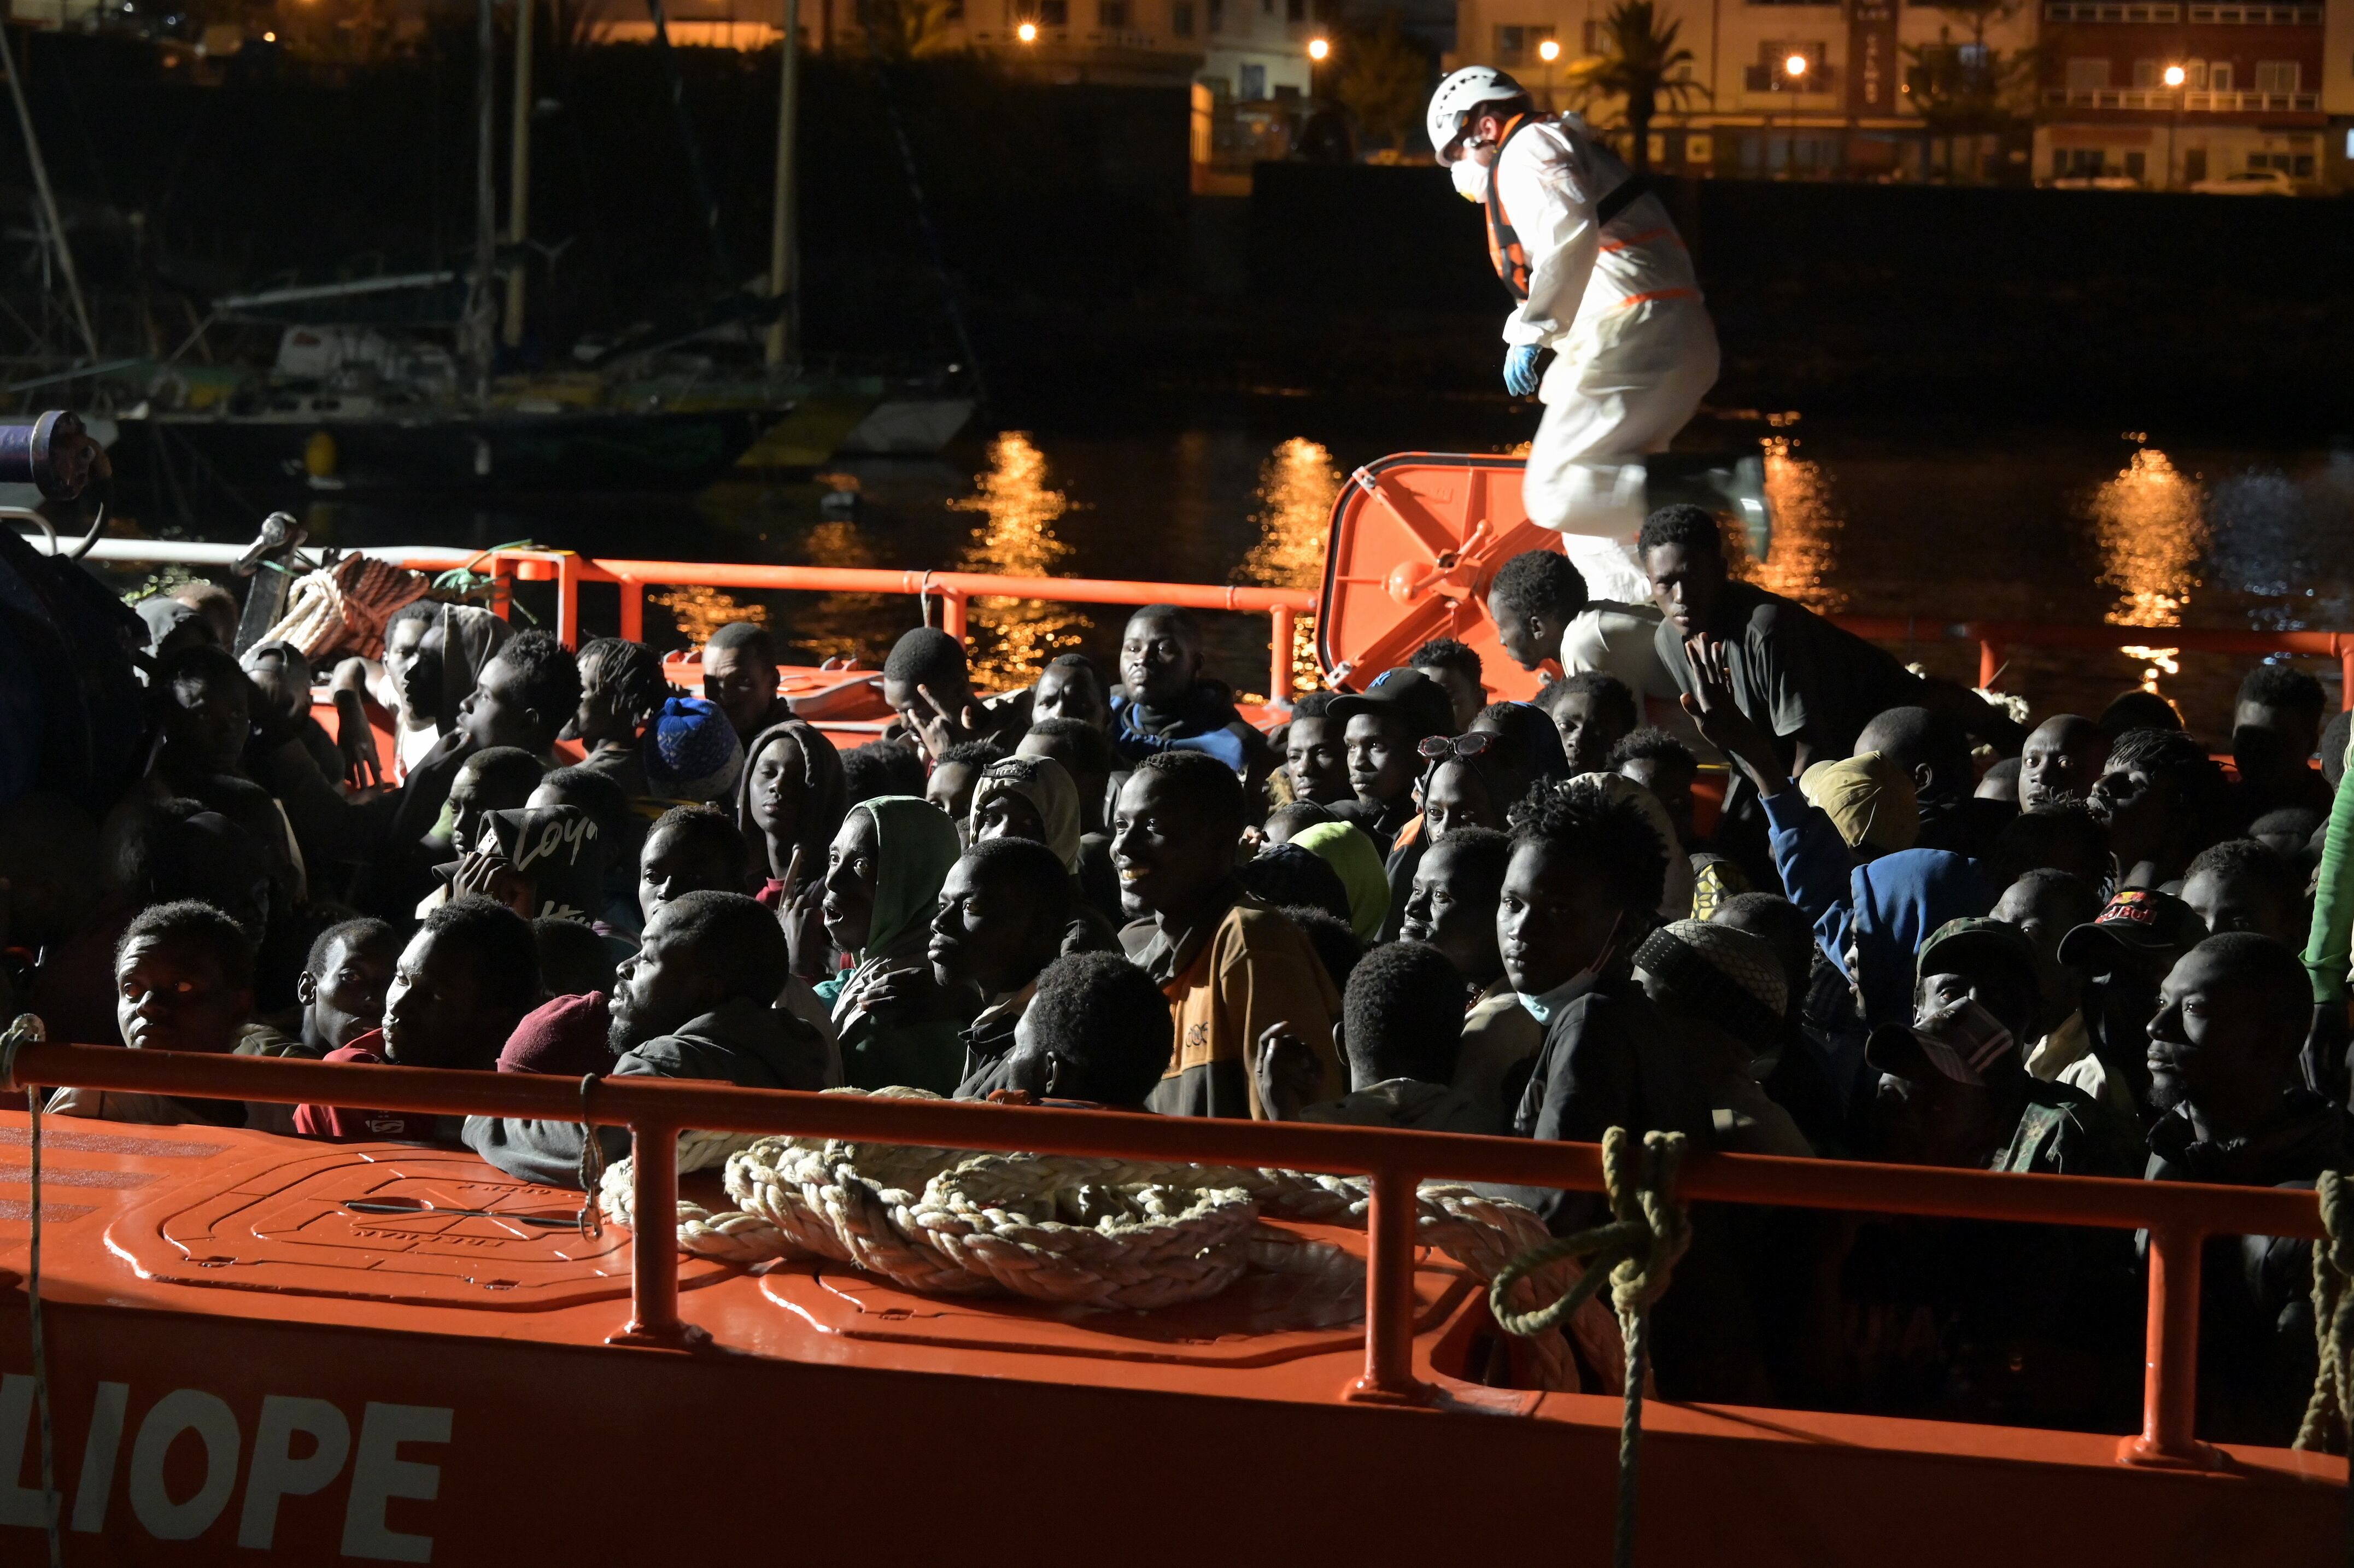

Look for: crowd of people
[11,499,2351,1443]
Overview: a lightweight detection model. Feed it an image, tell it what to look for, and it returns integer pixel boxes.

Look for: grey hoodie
[463,997,832,1189]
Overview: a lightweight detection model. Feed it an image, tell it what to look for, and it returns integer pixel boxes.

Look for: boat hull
[0,1110,2340,1564]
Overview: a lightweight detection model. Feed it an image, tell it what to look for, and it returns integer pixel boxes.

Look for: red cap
[499,991,613,1077]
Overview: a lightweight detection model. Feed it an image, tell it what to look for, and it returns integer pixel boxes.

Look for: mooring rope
[1487,1126,1690,1568]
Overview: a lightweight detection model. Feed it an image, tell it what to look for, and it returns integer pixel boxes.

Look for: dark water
[227,404,2354,741]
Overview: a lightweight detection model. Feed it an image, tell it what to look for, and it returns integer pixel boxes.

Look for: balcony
[2041,1,2319,18]
[2043,3,2177,19]
[2187,3,2321,20]
[2043,86,2320,108]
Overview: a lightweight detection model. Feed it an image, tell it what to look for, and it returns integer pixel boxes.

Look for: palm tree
[1334,14,1431,155]
[1566,0,1707,173]
[1902,0,2035,180]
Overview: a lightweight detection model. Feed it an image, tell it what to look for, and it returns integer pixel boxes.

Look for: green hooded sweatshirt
[813,795,965,1093]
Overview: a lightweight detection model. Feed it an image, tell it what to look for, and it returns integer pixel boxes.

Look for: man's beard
[607,998,656,1057]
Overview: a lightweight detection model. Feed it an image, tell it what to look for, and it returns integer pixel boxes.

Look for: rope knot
[1485,1125,1690,1339]
[1483,1126,1691,1568]
[2296,1168,2354,1454]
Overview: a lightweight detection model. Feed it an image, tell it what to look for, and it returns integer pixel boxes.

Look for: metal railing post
[556,553,579,650]
[2338,635,2354,713]
[1269,604,1295,706]
[619,581,645,643]
[2119,1221,2221,1468]
[1980,638,2004,691]
[1350,1163,1429,1404]
[940,589,969,643]
[609,1117,698,1350]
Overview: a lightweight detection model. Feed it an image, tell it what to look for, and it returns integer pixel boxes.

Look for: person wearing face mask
[1489,778,1712,1218]
[1426,66,1746,612]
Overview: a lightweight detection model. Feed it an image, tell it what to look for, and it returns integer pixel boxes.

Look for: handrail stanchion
[940,589,968,643]
[1269,604,1295,706]
[2338,635,2354,713]
[1351,1162,1428,1405]
[556,553,579,651]
[618,578,645,643]
[1980,636,2004,692]
[2121,1220,2221,1468]
[610,1115,698,1350]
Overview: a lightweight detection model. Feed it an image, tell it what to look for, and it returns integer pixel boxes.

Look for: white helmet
[1426,66,1526,161]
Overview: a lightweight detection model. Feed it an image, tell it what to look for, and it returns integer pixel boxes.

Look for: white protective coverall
[1495,114,1719,604]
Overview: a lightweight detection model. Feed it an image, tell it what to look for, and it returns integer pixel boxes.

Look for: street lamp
[1016,18,1037,39]
[1306,36,1329,59]
[1537,36,1560,110]
[2162,62,2185,189]
[1768,51,1808,177]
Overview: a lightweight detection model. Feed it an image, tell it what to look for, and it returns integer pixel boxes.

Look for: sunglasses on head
[1416,732,1502,761]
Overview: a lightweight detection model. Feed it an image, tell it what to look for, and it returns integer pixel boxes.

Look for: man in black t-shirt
[1639,505,1926,880]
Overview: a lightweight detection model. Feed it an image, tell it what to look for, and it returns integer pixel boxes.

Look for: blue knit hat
[645,695,745,803]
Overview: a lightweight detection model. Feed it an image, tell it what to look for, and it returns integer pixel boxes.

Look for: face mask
[1451,155,1491,204]
[1519,912,1625,1023]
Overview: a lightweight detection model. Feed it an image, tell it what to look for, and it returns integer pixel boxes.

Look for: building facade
[1446,0,2041,179]
[2035,1,2330,186]
[1446,0,2353,185]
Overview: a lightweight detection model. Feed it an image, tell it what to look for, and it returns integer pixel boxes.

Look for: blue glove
[1503,344,1545,398]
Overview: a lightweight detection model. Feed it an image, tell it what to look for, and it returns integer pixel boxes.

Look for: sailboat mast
[1,31,96,363]
[765,0,799,368]
[469,0,499,400]
[503,0,534,349]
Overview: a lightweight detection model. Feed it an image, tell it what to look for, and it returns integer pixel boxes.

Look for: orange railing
[425,549,1318,704]
[417,549,2354,712]
[1,1039,2329,1470]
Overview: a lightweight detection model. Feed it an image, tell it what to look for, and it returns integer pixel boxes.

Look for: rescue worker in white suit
[1429,66,1752,611]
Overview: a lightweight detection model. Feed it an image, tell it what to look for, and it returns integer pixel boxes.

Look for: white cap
[1426,66,1526,161]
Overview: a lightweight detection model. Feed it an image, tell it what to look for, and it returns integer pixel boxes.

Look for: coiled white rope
[599,1087,1611,1389]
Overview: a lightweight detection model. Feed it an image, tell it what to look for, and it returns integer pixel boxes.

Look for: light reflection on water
[951,432,1092,691]
[787,518,888,665]
[266,418,2350,740]
[1744,435,1846,613]
[1235,436,1340,698]
[2086,442,2204,698]
[2089,443,2205,630]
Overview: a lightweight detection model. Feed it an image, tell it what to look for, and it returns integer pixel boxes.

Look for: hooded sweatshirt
[435,604,512,729]
[1764,789,1990,1027]
[736,719,847,900]
[463,996,832,1188]
[1289,820,1390,943]
[965,754,1082,870]
[812,796,964,1093]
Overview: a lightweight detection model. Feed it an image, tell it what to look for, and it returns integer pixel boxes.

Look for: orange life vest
[1482,114,1653,303]
[1481,114,1540,302]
